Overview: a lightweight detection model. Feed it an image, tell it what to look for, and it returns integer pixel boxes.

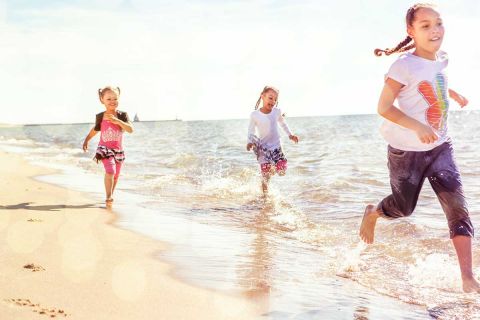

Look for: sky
[1,0,479,124]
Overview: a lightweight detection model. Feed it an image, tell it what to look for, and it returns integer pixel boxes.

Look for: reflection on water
[241,205,274,312]
[353,303,370,320]
[2,112,480,319]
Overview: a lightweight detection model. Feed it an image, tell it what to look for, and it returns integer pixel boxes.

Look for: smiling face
[100,90,119,112]
[408,7,444,59]
[260,89,278,113]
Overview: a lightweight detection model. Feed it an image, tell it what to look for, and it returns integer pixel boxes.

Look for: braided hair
[254,86,280,110]
[374,3,435,57]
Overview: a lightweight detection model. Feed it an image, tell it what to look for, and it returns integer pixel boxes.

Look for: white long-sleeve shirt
[247,108,292,150]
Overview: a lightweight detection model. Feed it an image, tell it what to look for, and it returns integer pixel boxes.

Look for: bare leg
[261,175,270,195]
[112,177,119,197]
[452,235,480,293]
[104,173,114,205]
[359,204,381,244]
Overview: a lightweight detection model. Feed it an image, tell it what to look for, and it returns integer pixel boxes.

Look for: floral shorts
[260,159,287,177]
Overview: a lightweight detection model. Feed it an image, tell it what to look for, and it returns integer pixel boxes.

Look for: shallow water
[2,112,480,319]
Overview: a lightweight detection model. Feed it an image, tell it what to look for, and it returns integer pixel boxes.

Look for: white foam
[338,242,367,273]
[408,253,460,290]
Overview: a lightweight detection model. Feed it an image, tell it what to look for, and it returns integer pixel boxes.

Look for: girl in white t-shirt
[246,86,299,194]
[359,3,480,293]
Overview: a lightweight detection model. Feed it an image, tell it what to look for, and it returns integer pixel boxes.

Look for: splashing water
[3,113,480,318]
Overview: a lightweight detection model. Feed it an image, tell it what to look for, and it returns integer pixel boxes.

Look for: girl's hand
[415,123,438,144]
[246,143,254,151]
[450,90,469,108]
[82,140,89,152]
[289,135,299,143]
[105,113,120,123]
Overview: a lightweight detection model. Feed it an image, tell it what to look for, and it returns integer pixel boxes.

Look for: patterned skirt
[94,145,125,163]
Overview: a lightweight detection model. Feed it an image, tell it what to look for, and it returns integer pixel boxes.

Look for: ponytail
[374,3,436,57]
[374,36,415,56]
[254,96,262,110]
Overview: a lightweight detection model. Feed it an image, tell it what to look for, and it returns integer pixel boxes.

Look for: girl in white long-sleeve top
[246,86,299,194]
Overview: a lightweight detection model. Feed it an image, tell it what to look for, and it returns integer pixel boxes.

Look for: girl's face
[408,7,444,58]
[101,90,119,112]
[261,90,278,112]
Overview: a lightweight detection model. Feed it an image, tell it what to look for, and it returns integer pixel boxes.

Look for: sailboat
[133,113,139,122]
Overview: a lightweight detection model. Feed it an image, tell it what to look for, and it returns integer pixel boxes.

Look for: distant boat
[133,113,139,122]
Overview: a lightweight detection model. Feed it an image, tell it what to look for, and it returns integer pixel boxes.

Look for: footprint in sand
[3,298,68,317]
[23,263,45,272]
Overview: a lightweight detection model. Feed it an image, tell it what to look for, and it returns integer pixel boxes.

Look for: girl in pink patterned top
[82,86,134,206]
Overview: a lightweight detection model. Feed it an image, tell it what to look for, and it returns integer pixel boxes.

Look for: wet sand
[0,150,262,319]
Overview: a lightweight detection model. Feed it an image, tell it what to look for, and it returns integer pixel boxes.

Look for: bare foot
[106,198,114,207]
[359,204,380,244]
[462,276,480,293]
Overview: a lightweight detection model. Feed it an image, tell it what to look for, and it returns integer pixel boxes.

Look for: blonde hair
[98,86,121,102]
[374,3,437,57]
[254,86,280,110]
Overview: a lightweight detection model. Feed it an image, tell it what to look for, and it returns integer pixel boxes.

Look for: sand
[0,150,263,319]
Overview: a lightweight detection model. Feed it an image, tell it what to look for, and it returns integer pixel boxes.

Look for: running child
[247,86,299,194]
[359,4,479,293]
[82,86,133,206]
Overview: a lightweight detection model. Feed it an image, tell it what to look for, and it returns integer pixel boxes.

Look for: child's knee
[387,203,415,218]
[114,163,122,180]
[102,159,116,175]
[400,207,414,217]
[381,200,415,219]
[104,163,116,177]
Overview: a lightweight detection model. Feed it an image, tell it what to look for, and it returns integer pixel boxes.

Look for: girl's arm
[278,113,299,143]
[378,78,438,144]
[448,88,468,107]
[247,114,256,151]
[105,114,134,133]
[82,127,98,152]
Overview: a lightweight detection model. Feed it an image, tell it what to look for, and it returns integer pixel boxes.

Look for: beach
[0,150,261,319]
[2,114,480,319]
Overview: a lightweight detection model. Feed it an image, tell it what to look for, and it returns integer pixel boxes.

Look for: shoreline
[0,150,263,319]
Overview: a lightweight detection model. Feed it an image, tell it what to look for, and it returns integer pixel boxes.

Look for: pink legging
[102,157,122,180]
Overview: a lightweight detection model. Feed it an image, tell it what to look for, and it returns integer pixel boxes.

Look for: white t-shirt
[380,51,450,151]
[247,108,292,150]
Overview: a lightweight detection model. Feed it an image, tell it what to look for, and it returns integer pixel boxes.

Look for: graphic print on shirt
[101,126,122,142]
[418,73,449,134]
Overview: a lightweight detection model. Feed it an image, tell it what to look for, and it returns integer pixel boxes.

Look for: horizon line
[1,109,477,127]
